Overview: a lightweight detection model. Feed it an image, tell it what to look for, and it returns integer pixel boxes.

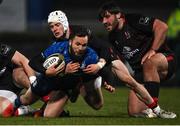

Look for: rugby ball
[43,53,65,70]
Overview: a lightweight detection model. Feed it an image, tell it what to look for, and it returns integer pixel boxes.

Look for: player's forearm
[151,19,168,51]
[22,60,35,77]
[12,51,35,77]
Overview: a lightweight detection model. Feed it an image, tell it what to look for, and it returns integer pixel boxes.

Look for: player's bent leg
[81,76,104,110]
[13,67,30,89]
[142,54,177,118]
[43,91,68,117]
[112,60,155,105]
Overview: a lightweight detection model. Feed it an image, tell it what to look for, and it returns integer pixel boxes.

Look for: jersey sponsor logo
[139,17,150,25]
[0,67,6,76]
[123,46,131,52]
[122,46,139,59]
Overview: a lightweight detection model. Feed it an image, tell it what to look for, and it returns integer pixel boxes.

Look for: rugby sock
[146,98,160,115]
[144,81,160,102]
[41,95,50,103]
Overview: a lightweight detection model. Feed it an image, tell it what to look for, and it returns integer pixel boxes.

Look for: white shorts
[0,90,17,103]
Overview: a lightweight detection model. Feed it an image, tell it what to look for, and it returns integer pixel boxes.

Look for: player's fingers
[49,63,58,69]
[70,64,80,69]
[141,55,148,64]
[56,65,65,73]
[83,67,92,72]
[104,84,115,93]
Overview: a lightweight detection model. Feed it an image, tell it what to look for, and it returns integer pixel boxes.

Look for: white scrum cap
[48,10,69,32]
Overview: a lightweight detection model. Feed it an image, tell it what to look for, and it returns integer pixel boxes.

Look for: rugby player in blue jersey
[8,26,104,117]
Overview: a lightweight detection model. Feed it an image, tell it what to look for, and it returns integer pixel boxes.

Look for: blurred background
[0,0,180,86]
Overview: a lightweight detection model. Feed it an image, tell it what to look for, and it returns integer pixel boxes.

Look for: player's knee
[43,112,52,117]
[143,59,156,70]
[86,96,104,110]
[128,105,142,117]
[92,101,103,110]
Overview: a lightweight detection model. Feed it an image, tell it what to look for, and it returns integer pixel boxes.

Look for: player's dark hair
[69,25,90,40]
[98,1,121,21]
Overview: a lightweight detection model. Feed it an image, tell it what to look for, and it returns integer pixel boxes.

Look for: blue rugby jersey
[42,41,99,70]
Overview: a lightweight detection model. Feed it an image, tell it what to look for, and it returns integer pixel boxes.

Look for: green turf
[0,87,179,125]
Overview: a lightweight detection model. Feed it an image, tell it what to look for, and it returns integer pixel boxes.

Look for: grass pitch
[0,87,179,125]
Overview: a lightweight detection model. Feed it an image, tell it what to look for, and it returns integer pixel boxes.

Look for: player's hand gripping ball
[43,53,65,76]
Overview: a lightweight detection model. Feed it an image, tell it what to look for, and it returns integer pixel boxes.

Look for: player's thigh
[13,67,29,88]
[144,53,168,77]
[148,53,176,79]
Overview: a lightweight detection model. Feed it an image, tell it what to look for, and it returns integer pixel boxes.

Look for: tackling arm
[11,51,35,78]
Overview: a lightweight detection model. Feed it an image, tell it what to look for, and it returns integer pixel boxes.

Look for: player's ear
[116,13,121,19]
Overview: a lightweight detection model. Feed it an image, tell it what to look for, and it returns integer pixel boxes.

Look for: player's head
[98,1,123,31]
[69,26,90,60]
[48,10,69,39]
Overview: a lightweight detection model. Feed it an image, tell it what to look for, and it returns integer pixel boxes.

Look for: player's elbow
[162,22,168,33]
[154,19,168,34]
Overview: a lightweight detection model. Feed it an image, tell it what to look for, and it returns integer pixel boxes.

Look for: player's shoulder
[125,13,155,29]
[51,40,69,49]
[125,13,144,22]
[0,43,15,57]
[85,47,98,59]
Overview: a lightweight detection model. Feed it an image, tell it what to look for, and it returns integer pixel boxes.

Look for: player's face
[70,36,88,56]
[49,22,64,39]
[100,11,119,32]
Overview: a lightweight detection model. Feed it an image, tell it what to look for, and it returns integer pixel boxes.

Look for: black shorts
[31,74,78,97]
[31,74,98,97]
